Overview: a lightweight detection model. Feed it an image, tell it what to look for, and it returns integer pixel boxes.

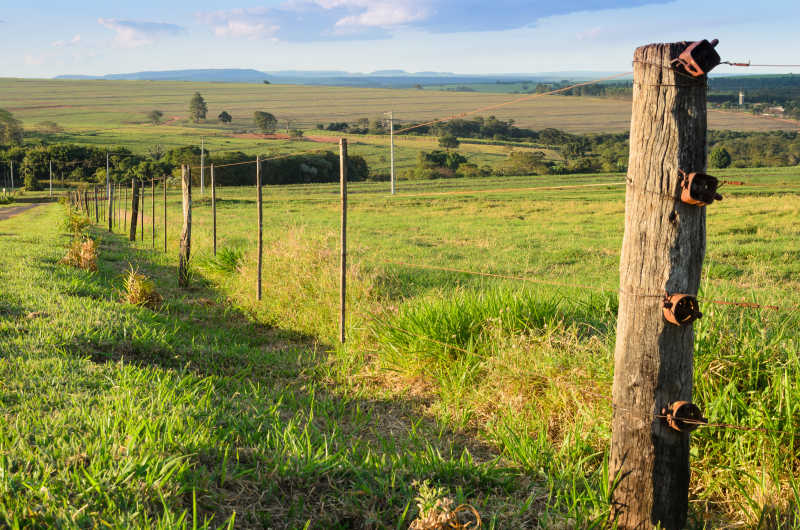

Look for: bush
[60,238,98,271]
[121,266,162,309]
[710,146,732,169]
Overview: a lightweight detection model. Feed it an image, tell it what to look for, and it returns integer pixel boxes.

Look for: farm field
[2,78,798,140]
[2,168,799,527]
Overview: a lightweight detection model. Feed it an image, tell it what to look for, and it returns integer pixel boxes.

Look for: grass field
[2,166,799,527]
[2,78,798,142]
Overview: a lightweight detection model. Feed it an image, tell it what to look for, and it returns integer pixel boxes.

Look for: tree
[709,146,732,168]
[0,108,23,145]
[438,133,460,150]
[21,147,47,191]
[147,110,163,125]
[262,80,271,85]
[218,111,232,124]
[189,92,208,123]
[253,111,277,134]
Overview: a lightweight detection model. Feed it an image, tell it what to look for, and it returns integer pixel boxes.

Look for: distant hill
[53,68,621,88]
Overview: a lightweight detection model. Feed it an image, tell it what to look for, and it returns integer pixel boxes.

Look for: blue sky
[2,0,799,78]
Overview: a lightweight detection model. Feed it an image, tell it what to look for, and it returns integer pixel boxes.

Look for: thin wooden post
[163,177,167,253]
[178,166,192,287]
[339,138,347,344]
[151,177,155,249]
[609,42,709,529]
[256,157,262,301]
[211,163,217,256]
[129,179,139,241]
[139,179,144,242]
[123,184,128,233]
[83,190,89,217]
[107,179,114,232]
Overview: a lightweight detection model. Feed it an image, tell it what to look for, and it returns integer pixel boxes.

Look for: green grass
[2,167,800,527]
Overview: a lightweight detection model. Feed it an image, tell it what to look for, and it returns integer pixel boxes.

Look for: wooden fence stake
[107,180,114,232]
[123,184,128,233]
[211,163,216,256]
[163,177,167,253]
[609,42,708,529]
[151,177,155,249]
[178,165,192,287]
[139,179,144,242]
[83,190,89,217]
[129,179,139,241]
[94,187,99,223]
[339,138,348,344]
[256,157,262,301]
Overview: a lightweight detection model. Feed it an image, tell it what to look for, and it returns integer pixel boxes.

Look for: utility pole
[200,137,205,196]
[106,151,110,199]
[609,41,711,529]
[10,160,13,191]
[49,160,53,198]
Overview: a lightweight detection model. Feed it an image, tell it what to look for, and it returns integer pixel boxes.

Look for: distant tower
[739,90,744,106]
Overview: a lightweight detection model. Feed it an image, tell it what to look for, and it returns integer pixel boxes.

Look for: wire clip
[663,293,702,326]
[662,401,707,433]
[671,39,721,77]
[679,170,722,206]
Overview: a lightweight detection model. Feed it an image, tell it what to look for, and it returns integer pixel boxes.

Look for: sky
[1,0,799,78]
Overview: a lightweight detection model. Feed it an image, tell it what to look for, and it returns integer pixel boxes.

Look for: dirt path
[0,203,45,221]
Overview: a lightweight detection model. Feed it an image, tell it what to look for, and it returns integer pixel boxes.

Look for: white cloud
[313,0,431,28]
[199,9,279,39]
[52,34,82,48]
[24,54,46,66]
[98,19,182,48]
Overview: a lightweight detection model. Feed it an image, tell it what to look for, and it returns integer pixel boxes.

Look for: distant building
[738,90,744,106]
[763,106,785,117]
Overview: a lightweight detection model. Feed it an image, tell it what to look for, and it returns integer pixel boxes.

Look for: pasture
[1,165,799,527]
[1,78,798,140]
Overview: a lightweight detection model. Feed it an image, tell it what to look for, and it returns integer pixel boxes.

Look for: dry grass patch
[60,237,98,271]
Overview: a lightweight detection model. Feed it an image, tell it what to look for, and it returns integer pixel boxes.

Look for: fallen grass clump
[409,480,482,529]
[60,237,98,271]
[199,247,244,274]
[121,266,162,309]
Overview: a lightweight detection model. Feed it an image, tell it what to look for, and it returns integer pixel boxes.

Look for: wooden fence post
[339,138,348,344]
[107,180,114,232]
[83,190,89,217]
[129,179,139,241]
[178,165,192,287]
[163,177,167,253]
[609,42,709,529]
[256,157,262,301]
[123,184,128,233]
[151,177,155,249]
[94,187,99,223]
[211,163,216,256]
[139,179,144,242]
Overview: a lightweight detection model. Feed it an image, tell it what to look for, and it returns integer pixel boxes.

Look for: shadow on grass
[37,227,519,528]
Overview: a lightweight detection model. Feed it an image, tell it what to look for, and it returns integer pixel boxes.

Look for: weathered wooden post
[163,177,167,253]
[151,177,155,249]
[107,180,114,232]
[94,187,99,223]
[139,179,144,242]
[609,42,710,529]
[129,179,139,241]
[211,163,217,256]
[339,138,348,344]
[178,166,192,287]
[256,157,262,301]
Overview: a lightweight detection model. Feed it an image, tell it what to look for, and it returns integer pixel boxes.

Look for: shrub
[60,238,98,271]
[63,206,91,237]
[121,266,162,309]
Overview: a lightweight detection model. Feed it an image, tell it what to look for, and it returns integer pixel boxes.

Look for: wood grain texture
[609,42,708,529]
[178,165,192,287]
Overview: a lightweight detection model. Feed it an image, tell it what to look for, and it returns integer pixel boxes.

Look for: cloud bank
[198,0,669,41]
[98,19,183,48]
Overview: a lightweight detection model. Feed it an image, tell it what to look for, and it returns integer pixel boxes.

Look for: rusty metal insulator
[663,293,702,326]
[662,401,707,433]
[671,39,721,77]
[679,170,722,206]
